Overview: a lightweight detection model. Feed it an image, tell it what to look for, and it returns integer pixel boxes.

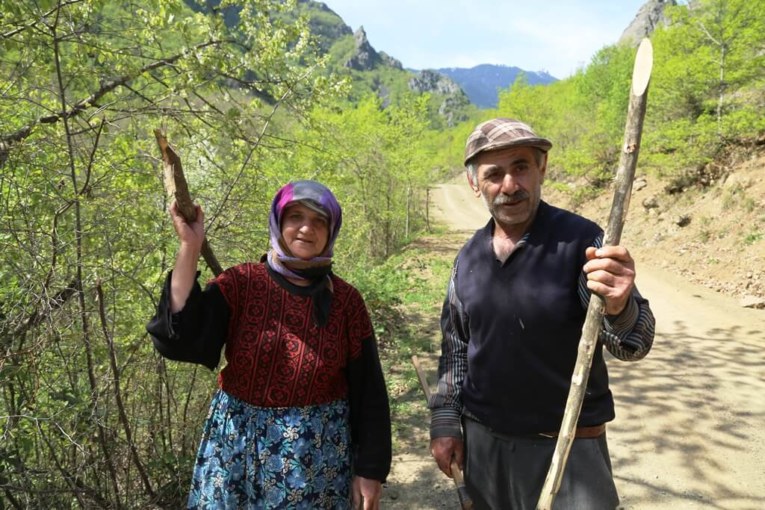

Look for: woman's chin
[292,249,318,260]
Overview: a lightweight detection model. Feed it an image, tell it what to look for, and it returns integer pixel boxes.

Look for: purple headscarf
[266,180,343,281]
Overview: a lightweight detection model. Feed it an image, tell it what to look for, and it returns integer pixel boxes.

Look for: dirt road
[389,182,765,509]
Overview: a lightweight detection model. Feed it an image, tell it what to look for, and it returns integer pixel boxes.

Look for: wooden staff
[154,129,223,276]
[536,38,653,510]
[411,355,473,510]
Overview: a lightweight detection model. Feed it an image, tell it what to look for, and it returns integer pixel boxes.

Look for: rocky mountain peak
[345,26,382,71]
[619,0,677,46]
[408,70,463,96]
[379,51,403,70]
[409,70,470,126]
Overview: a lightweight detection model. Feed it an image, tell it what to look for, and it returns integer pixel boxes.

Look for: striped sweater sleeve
[429,256,468,440]
[577,235,656,361]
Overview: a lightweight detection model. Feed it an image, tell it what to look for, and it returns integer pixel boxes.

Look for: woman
[147,180,391,509]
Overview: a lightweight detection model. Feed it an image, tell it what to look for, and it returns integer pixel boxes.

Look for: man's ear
[466,170,480,195]
[540,153,548,183]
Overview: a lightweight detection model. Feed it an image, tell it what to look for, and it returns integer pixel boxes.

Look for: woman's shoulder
[214,261,268,286]
[329,272,354,290]
[329,273,364,301]
[329,274,372,330]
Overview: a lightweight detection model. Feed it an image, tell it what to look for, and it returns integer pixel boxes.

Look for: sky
[323,0,650,79]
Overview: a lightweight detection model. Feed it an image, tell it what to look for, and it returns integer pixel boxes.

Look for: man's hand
[430,436,464,478]
[352,476,382,510]
[583,245,636,315]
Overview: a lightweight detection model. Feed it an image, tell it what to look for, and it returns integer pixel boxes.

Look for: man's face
[469,145,546,235]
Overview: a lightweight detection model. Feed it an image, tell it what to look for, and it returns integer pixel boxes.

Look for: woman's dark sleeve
[347,334,392,482]
[146,271,229,371]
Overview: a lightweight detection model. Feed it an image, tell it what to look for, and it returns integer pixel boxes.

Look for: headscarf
[265,180,342,326]
[266,180,342,280]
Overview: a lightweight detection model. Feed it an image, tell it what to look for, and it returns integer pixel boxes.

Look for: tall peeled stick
[536,38,653,510]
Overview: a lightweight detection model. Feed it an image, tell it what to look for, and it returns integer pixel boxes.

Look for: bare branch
[0,0,85,40]
[96,281,155,497]
[1,39,227,151]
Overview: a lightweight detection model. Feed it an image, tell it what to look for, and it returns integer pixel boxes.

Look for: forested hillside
[1,0,763,507]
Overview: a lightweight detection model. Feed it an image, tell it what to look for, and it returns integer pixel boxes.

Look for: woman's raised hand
[170,200,205,251]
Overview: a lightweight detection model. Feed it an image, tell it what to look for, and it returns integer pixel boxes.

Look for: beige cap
[464,117,552,166]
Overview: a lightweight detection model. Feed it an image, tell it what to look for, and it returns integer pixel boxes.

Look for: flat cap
[464,117,552,166]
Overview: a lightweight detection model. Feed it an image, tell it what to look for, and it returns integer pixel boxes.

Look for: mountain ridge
[316,0,673,110]
[433,64,558,109]
[188,0,671,114]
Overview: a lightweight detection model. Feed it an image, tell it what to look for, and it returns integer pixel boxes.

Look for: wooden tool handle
[154,129,224,276]
[411,355,473,510]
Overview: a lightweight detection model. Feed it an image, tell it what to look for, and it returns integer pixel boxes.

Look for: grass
[743,231,763,245]
[349,230,464,451]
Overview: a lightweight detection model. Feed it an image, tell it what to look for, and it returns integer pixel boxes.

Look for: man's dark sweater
[451,201,613,434]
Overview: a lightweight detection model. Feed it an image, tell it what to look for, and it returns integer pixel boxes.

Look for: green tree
[0,0,339,506]
[287,93,436,265]
[496,44,634,189]
[645,0,765,175]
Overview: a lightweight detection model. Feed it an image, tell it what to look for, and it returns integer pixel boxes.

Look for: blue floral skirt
[187,389,352,509]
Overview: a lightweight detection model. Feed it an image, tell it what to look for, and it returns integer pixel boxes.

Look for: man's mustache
[493,191,529,206]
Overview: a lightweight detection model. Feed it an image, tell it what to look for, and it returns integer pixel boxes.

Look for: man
[429,118,655,509]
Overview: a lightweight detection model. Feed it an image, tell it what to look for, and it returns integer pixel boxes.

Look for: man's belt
[538,424,606,439]
[462,415,607,440]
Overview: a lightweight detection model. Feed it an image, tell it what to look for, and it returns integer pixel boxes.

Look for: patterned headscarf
[266,180,343,282]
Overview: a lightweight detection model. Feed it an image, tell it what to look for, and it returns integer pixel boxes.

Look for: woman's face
[280,203,329,260]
